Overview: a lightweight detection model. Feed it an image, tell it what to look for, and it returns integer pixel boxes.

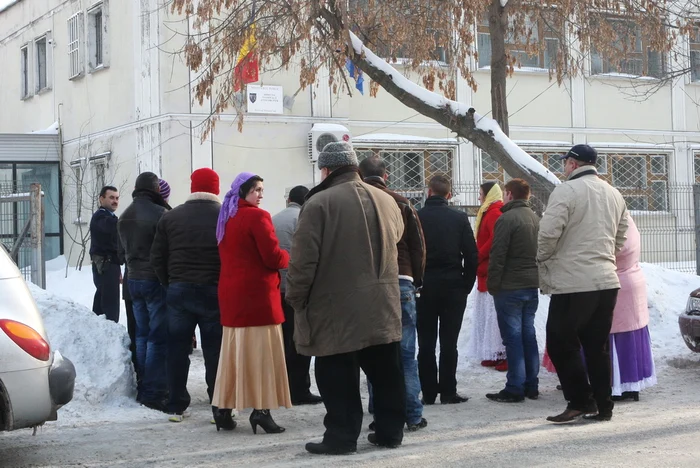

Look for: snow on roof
[0,0,18,14]
[311,123,350,133]
[30,121,59,135]
[353,133,458,144]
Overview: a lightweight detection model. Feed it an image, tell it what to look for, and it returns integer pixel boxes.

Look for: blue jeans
[493,288,540,396]
[369,279,423,425]
[129,279,168,403]
[166,283,222,414]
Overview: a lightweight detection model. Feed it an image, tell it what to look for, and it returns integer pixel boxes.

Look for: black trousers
[280,294,312,400]
[416,286,468,400]
[92,262,121,323]
[315,342,405,450]
[546,289,619,415]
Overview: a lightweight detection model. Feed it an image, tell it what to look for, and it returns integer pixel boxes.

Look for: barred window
[355,146,455,208]
[480,149,669,212]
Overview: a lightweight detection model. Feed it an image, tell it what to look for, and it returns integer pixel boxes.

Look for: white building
[1,0,699,270]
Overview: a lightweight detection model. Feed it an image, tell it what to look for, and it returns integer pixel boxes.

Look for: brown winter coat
[363,176,426,287]
[285,168,405,357]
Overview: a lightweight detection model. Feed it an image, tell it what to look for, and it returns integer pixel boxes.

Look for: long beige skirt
[212,324,292,411]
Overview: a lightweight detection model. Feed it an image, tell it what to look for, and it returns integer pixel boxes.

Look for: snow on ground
[32,256,700,429]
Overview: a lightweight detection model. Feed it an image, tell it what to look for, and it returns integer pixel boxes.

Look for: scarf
[474,183,503,239]
[305,166,360,201]
[216,171,257,244]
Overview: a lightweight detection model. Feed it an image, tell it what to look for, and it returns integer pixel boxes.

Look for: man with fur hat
[286,141,406,454]
[538,144,628,423]
[118,172,171,412]
[151,168,225,424]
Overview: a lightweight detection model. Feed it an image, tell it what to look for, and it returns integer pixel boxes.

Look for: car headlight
[686,297,700,314]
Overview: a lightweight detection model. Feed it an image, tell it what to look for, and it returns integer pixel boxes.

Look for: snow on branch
[348,31,561,191]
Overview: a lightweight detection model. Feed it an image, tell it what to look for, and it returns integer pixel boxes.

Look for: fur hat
[317,141,358,170]
[190,168,220,195]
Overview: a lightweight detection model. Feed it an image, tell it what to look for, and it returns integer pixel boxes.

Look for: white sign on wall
[246,85,284,114]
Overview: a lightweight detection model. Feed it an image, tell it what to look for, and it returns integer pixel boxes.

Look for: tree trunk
[489,0,509,137]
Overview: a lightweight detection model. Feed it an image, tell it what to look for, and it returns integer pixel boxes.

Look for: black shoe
[583,412,612,422]
[611,391,639,402]
[440,393,469,404]
[292,393,323,405]
[525,389,539,400]
[421,395,436,405]
[368,433,401,449]
[141,399,168,413]
[406,418,428,432]
[249,409,285,434]
[213,408,236,431]
[486,390,525,403]
[305,442,356,455]
[368,421,376,431]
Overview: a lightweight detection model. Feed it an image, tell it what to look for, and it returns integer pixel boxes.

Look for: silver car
[0,246,75,431]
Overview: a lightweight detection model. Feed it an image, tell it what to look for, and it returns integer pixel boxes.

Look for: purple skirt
[610,326,657,396]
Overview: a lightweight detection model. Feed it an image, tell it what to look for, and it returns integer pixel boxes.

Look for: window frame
[590,18,666,79]
[34,33,51,94]
[477,12,562,71]
[68,12,85,80]
[87,1,109,72]
[20,43,32,100]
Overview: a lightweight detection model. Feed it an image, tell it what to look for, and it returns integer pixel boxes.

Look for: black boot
[612,391,639,402]
[213,408,236,431]
[249,409,285,434]
[305,442,356,455]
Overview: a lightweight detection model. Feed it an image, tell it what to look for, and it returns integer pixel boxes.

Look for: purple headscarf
[216,171,257,244]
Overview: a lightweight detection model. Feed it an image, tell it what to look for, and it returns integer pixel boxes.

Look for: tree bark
[488,0,510,137]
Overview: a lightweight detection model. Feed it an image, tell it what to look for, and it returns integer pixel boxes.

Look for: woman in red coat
[466,181,507,370]
[212,171,291,434]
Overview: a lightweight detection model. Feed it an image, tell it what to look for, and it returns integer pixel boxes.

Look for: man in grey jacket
[272,185,322,406]
[538,144,628,424]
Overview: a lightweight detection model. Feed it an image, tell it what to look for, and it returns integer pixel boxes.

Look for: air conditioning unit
[308,124,351,163]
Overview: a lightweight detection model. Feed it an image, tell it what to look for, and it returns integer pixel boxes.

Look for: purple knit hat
[158,179,171,201]
[216,171,257,244]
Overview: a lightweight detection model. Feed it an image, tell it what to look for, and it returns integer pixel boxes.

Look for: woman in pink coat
[609,214,656,401]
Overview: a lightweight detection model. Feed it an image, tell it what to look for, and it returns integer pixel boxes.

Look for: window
[691,26,700,82]
[20,44,31,99]
[68,13,84,79]
[477,12,561,69]
[88,2,109,71]
[480,149,669,211]
[355,145,456,208]
[591,19,665,78]
[35,36,48,92]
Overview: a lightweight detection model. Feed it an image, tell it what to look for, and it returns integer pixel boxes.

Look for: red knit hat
[190,168,220,195]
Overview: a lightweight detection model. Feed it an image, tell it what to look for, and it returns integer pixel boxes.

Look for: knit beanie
[158,179,171,201]
[317,141,358,170]
[190,168,220,195]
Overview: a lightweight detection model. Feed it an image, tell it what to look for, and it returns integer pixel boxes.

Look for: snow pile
[29,284,136,406]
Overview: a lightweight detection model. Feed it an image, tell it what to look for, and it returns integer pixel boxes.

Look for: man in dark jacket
[485,179,540,403]
[416,175,478,405]
[117,172,170,412]
[89,186,120,323]
[360,155,427,432]
[151,168,225,423]
[272,184,322,406]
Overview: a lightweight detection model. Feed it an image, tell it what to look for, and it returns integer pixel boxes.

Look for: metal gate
[0,182,45,288]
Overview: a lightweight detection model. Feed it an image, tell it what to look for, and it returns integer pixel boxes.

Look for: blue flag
[345,58,364,95]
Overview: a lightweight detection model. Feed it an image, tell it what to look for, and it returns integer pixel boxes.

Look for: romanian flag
[234,24,259,92]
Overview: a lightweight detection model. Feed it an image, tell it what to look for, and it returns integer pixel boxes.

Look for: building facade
[1,0,699,270]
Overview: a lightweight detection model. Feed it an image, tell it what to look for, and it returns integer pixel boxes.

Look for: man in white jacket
[538,144,628,423]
